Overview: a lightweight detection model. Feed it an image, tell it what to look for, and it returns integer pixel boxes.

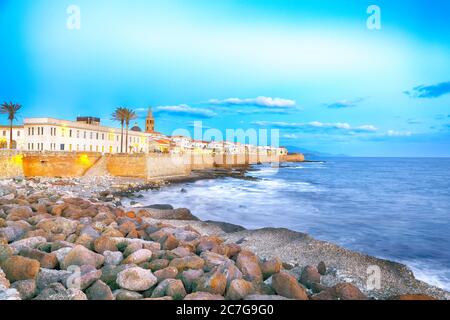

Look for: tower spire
[145,107,155,133]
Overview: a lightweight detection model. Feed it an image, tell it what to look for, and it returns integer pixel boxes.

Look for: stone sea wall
[0,151,24,179]
[0,151,305,179]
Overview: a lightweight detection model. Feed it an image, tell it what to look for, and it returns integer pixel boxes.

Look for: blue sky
[1,0,450,156]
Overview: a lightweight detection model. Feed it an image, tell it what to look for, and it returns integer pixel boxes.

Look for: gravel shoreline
[0,175,448,300]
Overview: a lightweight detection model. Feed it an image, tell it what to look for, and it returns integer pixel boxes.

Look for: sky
[1,0,450,157]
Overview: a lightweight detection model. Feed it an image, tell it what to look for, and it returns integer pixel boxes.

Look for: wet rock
[311,283,367,300]
[116,267,157,291]
[86,280,114,300]
[226,279,255,300]
[2,256,40,282]
[236,250,263,283]
[62,245,105,269]
[11,279,36,300]
[300,265,321,289]
[271,271,308,300]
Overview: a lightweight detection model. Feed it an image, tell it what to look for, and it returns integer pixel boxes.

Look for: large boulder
[151,279,187,300]
[33,283,87,300]
[2,256,40,282]
[11,279,37,300]
[9,237,47,254]
[169,255,205,272]
[122,249,152,265]
[226,279,255,300]
[299,265,321,289]
[236,250,263,283]
[19,248,58,269]
[86,280,114,300]
[184,292,225,300]
[62,245,105,269]
[193,268,227,296]
[271,271,308,300]
[116,267,157,292]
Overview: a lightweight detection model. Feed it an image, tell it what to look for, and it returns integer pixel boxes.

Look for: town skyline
[1,0,450,157]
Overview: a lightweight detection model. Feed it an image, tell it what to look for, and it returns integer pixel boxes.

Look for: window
[69,144,72,152]
[31,127,34,135]
[90,132,93,139]
[84,131,86,139]
[96,133,99,140]
[90,145,93,151]
[60,144,65,151]
[2,130,5,136]
[17,131,20,137]
[102,133,105,140]
[69,130,72,138]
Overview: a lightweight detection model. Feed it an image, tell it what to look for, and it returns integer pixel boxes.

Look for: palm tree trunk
[125,123,129,154]
[120,122,124,153]
[9,119,13,149]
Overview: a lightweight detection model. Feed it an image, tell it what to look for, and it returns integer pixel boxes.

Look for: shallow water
[125,157,450,291]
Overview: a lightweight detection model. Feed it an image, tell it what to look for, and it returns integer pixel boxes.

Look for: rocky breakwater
[0,181,448,301]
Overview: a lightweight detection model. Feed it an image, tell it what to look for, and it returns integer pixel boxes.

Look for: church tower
[145,108,155,133]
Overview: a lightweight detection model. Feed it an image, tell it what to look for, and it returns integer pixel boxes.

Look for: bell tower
[145,107,155,133]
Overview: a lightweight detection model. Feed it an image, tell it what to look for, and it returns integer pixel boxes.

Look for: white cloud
[387,130,412,137]
[156,104,217,118]
[209,96,296,108]
[252,121,378,134]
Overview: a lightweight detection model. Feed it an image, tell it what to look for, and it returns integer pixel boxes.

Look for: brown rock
[161,234,179,250]
[170,255,205,272]
[260,257,283,280]
[62,245,105,269]
[201,251,230,272]
[236,250,263,283]
[122,249,152,265]
[154,266,178,282]
[194,268,227,295]
[2,256,40,282]
[226,279,255,300]
[271,271,308,300]
[19,248,58,269]
[6,206,33,221]
[317,261,327,275]
[300,265,321,289]
[196,236,223,253]
[93,236,118,254]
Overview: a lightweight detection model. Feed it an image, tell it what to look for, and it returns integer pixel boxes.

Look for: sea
[124,157,450,291]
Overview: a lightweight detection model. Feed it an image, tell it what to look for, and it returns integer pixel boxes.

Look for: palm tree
[123,108,137,153]
[111,107,127,153]
[0,102,22,149]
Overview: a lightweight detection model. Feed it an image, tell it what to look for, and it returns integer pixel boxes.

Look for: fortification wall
[105,154,148,178]
[22,152,101,177]
[146,154,191,178]
[280,153,305,162]
[0,150,24,178]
